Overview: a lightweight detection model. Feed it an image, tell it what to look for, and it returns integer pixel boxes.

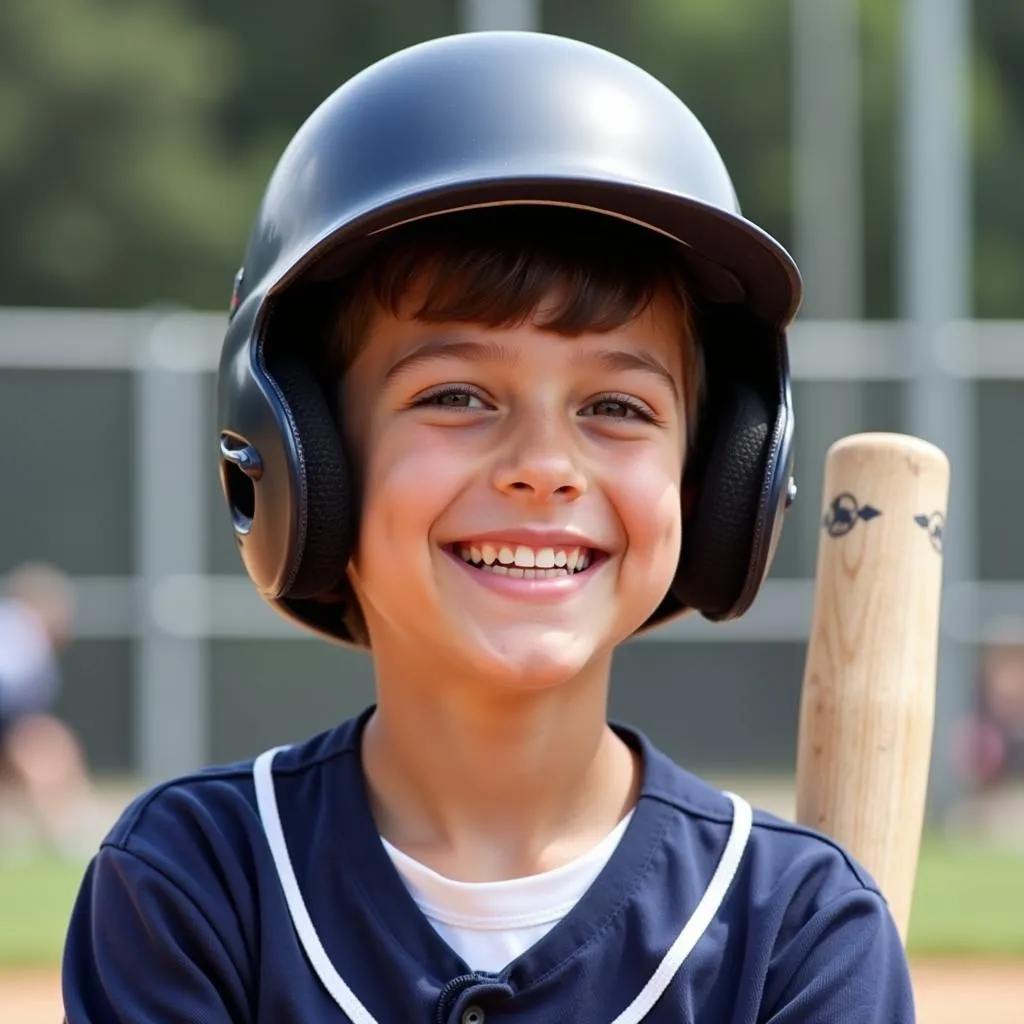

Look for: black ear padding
[671,378,772,619]
[264,351,353,600]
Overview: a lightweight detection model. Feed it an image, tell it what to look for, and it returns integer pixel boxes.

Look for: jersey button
[461,1007,485,1024]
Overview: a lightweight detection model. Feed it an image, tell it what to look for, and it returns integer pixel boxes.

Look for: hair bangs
[370,220,667,337]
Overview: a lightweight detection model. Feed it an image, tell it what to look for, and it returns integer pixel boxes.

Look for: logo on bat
[822,493,881,537]
[913,511,945,553]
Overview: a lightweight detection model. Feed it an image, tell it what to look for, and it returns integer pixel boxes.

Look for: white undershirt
[380,810,635,974]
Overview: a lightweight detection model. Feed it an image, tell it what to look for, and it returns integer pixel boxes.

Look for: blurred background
[0,0,1022,1020]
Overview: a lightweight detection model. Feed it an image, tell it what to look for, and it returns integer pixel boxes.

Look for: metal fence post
[133,312,210,784]
[459,0,540,32]
[901,0,976,822]
[791,0,866,576]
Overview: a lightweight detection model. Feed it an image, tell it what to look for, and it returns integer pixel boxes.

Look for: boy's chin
[453,622,617,692]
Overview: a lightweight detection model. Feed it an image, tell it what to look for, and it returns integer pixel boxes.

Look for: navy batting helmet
[216,31,801,645]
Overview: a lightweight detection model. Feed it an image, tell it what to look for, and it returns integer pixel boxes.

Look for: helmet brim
[271,175,802,330]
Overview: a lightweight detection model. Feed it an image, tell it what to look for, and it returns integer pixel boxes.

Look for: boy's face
[340,279,689,690]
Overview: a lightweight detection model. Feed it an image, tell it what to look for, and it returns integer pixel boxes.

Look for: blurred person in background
[0,561,97,856]
[948,616,1024,845]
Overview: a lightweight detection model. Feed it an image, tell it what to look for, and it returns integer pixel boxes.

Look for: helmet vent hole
[222,459,256,533]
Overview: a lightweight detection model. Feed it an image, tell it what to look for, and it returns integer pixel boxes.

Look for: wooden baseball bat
[795,432,950,944]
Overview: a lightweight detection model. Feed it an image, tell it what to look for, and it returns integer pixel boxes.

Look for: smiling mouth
[449,542,602,578]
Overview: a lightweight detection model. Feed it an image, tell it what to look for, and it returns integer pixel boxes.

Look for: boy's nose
[492,426,587,504]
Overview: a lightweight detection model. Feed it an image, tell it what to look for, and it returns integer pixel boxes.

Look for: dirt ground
[3,959,1021,1022]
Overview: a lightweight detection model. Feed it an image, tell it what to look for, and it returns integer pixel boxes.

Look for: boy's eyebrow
[383,336,519,383]
[383,335,679,400]
[581,348,680,401]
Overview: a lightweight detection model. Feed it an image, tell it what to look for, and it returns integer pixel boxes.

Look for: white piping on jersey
[607,790,752,1024]
[253,746,378,1024]
[253,745,753,1024]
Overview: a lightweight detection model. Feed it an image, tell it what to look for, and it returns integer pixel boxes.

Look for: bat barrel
[795,431,950,943]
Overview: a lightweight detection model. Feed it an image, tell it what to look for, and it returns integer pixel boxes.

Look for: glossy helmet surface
[216,31,802,645]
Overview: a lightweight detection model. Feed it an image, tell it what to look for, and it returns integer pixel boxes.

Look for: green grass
[0,852,87,967]
[0,836,1022,967]
[907,837,1024,956]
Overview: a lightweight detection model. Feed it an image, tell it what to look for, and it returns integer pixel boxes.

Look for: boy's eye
[586,399,632,418]
[580,396,652,421]
[417,388,489,410]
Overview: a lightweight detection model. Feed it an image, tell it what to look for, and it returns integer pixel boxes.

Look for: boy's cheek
[634,492,684,583]
[613,459,684,541]
[356,444,470,542]
[362,423,456,484]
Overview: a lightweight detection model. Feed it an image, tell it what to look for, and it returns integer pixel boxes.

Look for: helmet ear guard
[218,285,353,612]
[250,285,355,601]
[666,308,795,625]
[263,353,351,600]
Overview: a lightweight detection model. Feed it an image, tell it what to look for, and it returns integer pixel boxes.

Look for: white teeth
[464,562,574,578]
[535,547,555,568]
[456,542,595,574]
[513,545,534,568]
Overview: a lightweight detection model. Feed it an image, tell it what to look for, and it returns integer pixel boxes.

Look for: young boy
[62,31,917,1023]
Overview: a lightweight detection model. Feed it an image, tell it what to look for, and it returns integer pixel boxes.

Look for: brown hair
[320,205,706,645]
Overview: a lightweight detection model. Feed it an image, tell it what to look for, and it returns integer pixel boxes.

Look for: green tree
[183,0,455,158]
[0,0,255,310]
[974,0,1024,316]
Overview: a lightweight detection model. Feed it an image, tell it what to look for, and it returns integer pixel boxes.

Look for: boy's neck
[360,655,641,883]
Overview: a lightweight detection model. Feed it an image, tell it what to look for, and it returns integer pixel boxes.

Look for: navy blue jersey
[62,708,916,1022]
